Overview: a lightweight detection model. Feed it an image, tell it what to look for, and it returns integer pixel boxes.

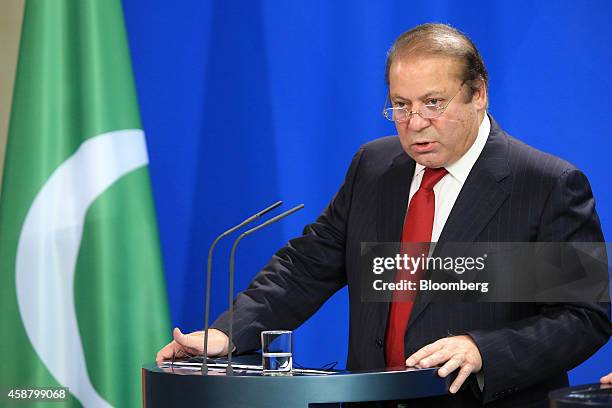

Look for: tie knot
[420,167,448,190]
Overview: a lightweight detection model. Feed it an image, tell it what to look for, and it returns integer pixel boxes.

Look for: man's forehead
[391,55,462,78]
[389,55,463,97]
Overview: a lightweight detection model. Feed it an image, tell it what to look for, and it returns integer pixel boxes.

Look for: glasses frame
[382,82,466,123]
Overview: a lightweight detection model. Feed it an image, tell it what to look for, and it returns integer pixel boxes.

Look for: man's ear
[472,79,488,110]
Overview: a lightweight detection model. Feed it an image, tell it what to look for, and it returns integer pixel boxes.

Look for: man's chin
[409,152,447,169]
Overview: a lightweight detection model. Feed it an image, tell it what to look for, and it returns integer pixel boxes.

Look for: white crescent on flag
[15,129,148,408]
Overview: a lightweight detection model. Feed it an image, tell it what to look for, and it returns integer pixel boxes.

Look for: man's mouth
[411,141,436,153]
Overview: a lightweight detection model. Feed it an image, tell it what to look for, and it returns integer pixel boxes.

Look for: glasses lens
[383,108,392,121]
[384,108,407,122]
[421,106,442,119]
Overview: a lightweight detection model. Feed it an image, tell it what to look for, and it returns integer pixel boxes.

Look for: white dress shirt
[407,113,490,243]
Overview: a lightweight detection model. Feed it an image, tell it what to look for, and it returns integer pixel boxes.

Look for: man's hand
[155,328,230,364]
[601,372,612,384]
[406,335,482,394]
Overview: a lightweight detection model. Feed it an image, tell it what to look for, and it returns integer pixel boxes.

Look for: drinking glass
[261,330,292,375]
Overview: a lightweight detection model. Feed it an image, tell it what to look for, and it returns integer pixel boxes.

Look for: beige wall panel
[0,0,25,197]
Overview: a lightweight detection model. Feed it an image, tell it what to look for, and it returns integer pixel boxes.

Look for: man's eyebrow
[391,94,410,102]
[391,90,445,101]
[422,90,446,98]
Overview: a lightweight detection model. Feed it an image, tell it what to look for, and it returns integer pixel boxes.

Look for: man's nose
[407,112,431,131]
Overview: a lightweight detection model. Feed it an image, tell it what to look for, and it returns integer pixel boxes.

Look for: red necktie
[385,167,448,368]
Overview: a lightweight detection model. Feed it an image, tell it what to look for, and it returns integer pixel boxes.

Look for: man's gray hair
[385,23,488,99]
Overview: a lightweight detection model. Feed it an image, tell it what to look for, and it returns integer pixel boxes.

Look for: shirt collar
[414,113,490,184]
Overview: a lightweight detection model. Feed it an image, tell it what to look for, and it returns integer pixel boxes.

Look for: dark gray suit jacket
[213,116,611,407]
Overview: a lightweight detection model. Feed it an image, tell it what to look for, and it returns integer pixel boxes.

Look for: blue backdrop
[121,0,611,384]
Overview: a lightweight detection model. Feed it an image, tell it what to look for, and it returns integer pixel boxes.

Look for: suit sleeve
[211,148,364,354]
[468,169,612,403]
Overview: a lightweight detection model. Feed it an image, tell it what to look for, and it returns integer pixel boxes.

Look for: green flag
[0,1,171,407]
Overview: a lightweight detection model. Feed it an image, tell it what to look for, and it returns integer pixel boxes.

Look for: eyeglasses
[382,82,465,123]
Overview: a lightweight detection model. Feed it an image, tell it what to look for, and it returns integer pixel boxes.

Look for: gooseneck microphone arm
[226,204,305,376]
[201,201,282,374]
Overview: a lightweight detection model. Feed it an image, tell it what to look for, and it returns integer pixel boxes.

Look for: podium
[142,359,450,407]
[549,383,612,407]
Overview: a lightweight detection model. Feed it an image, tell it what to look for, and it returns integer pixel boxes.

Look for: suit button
[375,338,383,348]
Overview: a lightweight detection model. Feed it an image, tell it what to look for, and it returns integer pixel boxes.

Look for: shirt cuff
[476,371,485,391]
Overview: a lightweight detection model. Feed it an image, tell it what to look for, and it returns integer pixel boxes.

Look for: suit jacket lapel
[407,116,511,327]
[376,152,415,244]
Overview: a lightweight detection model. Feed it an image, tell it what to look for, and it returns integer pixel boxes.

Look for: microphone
[226,204,305,375]
[201,201,282,374]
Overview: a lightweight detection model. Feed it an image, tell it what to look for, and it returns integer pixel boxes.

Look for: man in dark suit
[157,24,611,407]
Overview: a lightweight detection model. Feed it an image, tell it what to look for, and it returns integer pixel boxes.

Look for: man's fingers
[419,350,449,368]
[406,342,442,366]
[601,372,612,384]
[155,339,193,363]
[155,328,206,364]
[449,364,473,394]
[155,341,178,364]
[437,357,463,378]
[404,335,482,394]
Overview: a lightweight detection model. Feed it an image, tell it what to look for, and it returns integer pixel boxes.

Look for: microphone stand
[201,201,282,374]
[226,204,305,375]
